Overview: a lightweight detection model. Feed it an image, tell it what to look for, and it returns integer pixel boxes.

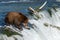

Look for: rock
[44,23,48,27]
[0,25,23,37]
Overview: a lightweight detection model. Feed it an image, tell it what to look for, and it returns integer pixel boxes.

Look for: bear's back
[5,12,28,24]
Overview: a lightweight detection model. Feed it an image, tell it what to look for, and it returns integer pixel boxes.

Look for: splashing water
[0,8,60,40]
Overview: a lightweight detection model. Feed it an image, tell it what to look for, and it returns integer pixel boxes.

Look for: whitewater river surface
[0,1,60,40]
[0,8,60,40]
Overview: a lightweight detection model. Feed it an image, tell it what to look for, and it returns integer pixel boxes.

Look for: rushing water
[0,1,60,25]
[0,1,60,40]
[0,2,44,25]
[0,8,60,40]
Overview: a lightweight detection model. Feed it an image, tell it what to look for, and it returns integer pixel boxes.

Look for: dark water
[0,2,60,26]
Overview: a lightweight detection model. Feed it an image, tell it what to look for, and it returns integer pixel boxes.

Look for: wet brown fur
[5,12,30,30]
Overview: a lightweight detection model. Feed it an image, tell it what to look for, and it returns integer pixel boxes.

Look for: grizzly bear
[5,12,30,30]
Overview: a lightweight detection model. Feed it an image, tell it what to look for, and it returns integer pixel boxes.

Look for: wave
[0,1,20,3]
[0,1,34,3]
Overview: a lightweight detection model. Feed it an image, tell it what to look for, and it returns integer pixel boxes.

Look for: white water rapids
[0,8,60,40]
